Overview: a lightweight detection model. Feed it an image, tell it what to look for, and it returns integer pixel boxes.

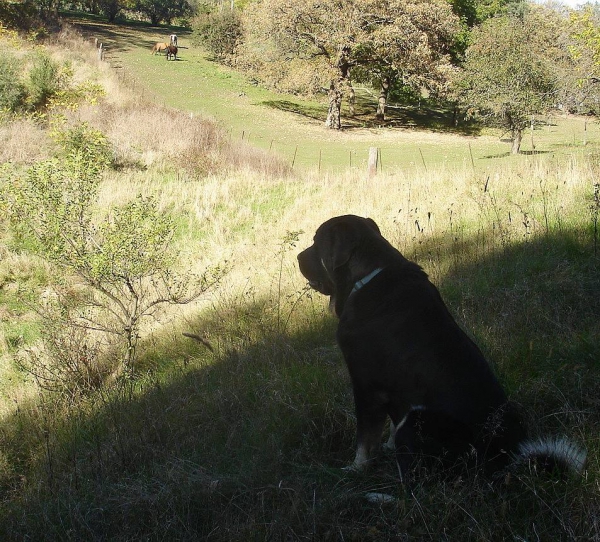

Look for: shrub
[193,9,243,61]
[17,317,108,399]
[0,53,24,113]
[0,0,41,31]
[5,123,226,392]
[25,49,62,110]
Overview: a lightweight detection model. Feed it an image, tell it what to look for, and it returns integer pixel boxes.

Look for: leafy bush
[4,123,225,392]
[25,50,62,110]
[193,9,243,61]
[0,0,41,31]
[53,121,112,167]
[0,54,25,113]
[0,46,92,116]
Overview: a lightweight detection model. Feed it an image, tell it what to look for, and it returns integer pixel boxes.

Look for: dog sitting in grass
[298,215,586,484]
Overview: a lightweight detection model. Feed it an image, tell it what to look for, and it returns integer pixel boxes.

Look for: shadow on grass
[425,230,600,401]
[1,227,599,540]
[261,100,325,123]
[484,150,553,159]
[263,96,483,135]
[65,12,193,55]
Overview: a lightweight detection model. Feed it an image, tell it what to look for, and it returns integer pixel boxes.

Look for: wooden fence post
[367,147,378,178]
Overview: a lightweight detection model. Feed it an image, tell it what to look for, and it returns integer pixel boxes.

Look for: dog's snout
[297,243,335,297]
[297,246,313,274]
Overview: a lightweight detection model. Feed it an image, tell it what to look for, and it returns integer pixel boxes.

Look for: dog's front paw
[342,443,379,473]
[382,441,395,452]
[343,451,371,472]
[342,462,364,473]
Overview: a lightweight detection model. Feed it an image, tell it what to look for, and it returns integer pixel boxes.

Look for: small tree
[6,124,224,385]
[194,8,243,61]
[0,53,25,113]
[97,0,125,22]
[25,49,64,110]
[565,6,600,115]
[454,12,558,154]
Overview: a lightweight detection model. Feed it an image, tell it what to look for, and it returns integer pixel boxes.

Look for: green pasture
[71,15,600,173]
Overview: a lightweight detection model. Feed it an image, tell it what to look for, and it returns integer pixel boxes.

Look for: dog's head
[297,215,385,316]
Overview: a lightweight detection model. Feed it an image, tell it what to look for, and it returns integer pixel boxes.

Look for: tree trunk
[325,45,351,130]
[511,127,522,154]
[452,105,459,127]
[325,81,342,130]
[347,81,355,117]
[376,77,390,122]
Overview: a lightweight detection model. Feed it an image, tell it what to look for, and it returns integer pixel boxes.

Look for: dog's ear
[330,229,355,270]
[330,217,380,268]
[329,219,375,270]
[319,216,380,272]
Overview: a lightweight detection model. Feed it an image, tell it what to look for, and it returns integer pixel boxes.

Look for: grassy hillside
[0,21,598,541]
[69,13,600,172]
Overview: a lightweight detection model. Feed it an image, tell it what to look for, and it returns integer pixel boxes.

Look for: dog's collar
[351,268,384,295]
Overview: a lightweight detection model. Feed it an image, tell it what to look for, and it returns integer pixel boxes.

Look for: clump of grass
[65,95,291,178]
[0,118,52,164]
[590,181,600,255]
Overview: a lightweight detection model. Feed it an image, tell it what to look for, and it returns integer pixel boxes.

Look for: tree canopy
[567,6,600,115]
[242,0,459,128]
[133,0,193,25]
[454,10,559,153]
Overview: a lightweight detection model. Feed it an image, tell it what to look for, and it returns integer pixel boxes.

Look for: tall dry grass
[0,24,598,541]
[0,118,51,164]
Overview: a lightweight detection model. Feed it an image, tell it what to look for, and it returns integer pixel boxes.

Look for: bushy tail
[517,436,587,474]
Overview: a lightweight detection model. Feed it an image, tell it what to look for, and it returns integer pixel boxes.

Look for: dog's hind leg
[395,409,474,484]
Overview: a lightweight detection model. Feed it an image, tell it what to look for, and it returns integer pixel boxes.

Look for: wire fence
[90,35,595,176]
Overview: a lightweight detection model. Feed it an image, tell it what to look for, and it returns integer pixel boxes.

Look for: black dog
[298,215,585,481]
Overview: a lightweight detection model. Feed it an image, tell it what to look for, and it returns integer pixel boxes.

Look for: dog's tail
[516,436,587,474]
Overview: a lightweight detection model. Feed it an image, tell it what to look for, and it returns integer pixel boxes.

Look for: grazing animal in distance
[297,215,586,485]
[165,45,178,61]
[151,42,169,55]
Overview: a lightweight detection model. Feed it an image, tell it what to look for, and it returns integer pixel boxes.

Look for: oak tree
[242,0,459,128]
[566,6,600,115]
[134,0,193,25]
[454,11,558,154]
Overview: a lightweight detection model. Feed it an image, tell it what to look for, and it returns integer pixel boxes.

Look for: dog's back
[338,260,509,426]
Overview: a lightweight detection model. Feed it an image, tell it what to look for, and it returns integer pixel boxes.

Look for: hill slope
[71,15,600,172]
